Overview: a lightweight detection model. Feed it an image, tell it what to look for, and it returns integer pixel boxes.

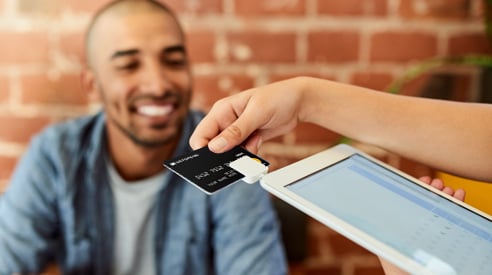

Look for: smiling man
[84,0,193,181]
[0,1,287,275]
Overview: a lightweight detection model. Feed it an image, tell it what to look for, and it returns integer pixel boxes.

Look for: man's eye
[117,62,139,71]
[163,57,187,68]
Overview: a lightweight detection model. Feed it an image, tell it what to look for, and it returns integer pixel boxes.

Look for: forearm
[297,77,492,181]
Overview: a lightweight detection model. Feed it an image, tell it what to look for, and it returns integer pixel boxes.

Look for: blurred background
[1,0,491,274]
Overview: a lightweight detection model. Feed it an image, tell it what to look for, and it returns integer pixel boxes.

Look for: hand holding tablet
[260,144,492,275]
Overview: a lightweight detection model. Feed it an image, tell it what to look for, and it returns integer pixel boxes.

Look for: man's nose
[140,62,171,95]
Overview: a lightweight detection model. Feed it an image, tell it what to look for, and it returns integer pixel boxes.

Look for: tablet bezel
[260,143,492,275]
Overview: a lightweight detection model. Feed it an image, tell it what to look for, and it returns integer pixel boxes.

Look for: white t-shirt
[107,159,166,275]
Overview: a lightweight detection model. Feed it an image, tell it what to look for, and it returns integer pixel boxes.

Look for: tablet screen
[287,153,492,275]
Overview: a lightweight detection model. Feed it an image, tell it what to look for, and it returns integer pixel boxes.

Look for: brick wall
[0,0,489,274]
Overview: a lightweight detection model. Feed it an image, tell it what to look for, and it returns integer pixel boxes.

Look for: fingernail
[209,137,227,152]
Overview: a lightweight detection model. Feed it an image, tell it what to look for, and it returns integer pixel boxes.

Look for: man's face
[89,10,192,147]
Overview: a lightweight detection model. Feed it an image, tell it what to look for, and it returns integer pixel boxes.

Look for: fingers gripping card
[163,146,269,195]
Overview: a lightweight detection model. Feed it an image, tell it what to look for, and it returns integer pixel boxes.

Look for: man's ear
[81,69,100,103]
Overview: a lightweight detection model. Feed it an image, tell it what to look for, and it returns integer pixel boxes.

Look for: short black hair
[85,0,180,67]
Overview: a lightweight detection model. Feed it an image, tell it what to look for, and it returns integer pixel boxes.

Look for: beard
[110,116,181,148]
[97,85,189,149]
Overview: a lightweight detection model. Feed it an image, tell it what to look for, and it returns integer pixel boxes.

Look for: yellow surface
[436,172,492,216]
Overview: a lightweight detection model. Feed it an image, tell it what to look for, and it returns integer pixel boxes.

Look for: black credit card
[163,146,269,194]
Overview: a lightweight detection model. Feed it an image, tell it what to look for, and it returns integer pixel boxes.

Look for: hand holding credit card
[163,146,269,195]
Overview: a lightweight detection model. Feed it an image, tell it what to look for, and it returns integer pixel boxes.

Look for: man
[0,1,286,274]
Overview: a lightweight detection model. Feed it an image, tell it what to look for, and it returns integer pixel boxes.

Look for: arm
[0,136,59,273]
[210,183,287,275]
[190,76,492,182]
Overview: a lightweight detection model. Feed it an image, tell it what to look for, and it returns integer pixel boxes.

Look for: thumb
[208,113,259,153]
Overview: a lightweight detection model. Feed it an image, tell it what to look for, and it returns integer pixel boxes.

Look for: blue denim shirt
[0,111,287,275]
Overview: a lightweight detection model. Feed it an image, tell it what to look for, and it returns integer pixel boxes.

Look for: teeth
[137,105,173,117]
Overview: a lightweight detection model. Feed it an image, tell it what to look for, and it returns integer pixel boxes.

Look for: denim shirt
[0,111,287,275]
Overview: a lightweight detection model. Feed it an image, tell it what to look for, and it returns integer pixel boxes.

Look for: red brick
[269,73,337,83]
[20,74,87,106]
[62,0,113,13]
[234,0,306,16]
[294,122,342,144]
[370,32,437,62]
[353,265,385,275]
[396,73,432,96]
[415,72,473,101]
[60,32,87,64]
[0,32,50,64]
[18,0,62,16]
[450,73,473,101]
[0,116,51,144]
[158,0,223,14]
[262,154,301,172]
[158,0,183,13]
[396,156,434,178]
[350,72,394,91]
[307,31,360,63]
[399,0,472,20]
[306,232,324,258]
[41,263,61,275]
[227,32,296,63]
[62,0,222,14]
[0,181,7,194]
[192,75,254,111]
[328,233,371,255]
[186,31,216,63]
[482,1,492,21]
[306,219,336,257]
[448,33,492,55]
[305,265,342,275]
[0,156,18,181]
[309,218,337,234]
[317,0,388,16]
[395,71,474,102]
[288,263,307,275]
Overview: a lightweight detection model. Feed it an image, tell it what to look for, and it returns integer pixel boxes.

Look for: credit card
[163,146,269,195]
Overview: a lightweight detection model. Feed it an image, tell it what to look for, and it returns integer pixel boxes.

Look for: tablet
[260,144,492,275]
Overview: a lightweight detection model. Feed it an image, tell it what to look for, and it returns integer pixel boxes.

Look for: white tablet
[260,144,492,275]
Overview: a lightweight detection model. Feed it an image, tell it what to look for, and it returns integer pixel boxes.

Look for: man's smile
[136,104,174,117]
